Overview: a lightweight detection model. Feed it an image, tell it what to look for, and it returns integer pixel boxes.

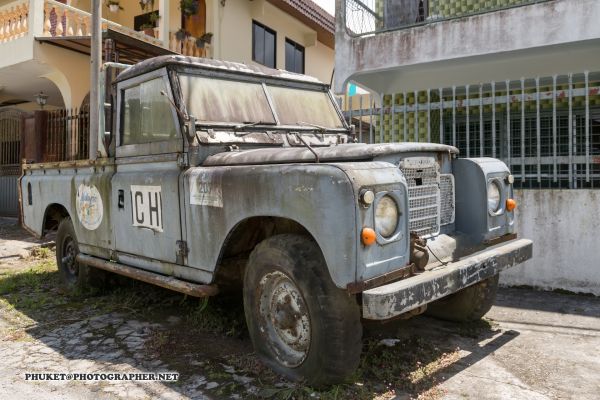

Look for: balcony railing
[344,0,554,36]
[0,0,29,43]
[168,32,210,58]
[41,0,163,47]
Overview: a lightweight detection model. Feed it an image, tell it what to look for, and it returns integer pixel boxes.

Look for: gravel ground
[1,218,599,400]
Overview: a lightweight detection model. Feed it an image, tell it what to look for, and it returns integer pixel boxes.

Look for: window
[267,85,344,128]
[122,77,178,145]
[252,21,276,68]
[285,38,304,74]
[179,75,276,124]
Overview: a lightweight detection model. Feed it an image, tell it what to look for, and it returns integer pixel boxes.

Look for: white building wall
[500,189,600,295]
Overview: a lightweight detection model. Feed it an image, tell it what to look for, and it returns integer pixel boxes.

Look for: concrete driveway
[1,218,599,399]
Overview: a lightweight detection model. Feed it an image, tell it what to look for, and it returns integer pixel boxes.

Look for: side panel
[21,165,115,258]
[183,163,357,287]
[111,161,182,265]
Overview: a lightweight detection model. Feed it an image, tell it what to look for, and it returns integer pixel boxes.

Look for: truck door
[111,70,184,267]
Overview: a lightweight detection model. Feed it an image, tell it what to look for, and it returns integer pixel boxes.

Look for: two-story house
[0,0,335,216]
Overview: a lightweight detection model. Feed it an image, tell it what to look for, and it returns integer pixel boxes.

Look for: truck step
[76,254,219,297]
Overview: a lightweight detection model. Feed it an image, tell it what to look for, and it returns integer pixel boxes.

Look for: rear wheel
[56,218,106,292]
[425,274,499,322]
[243,234,362,386]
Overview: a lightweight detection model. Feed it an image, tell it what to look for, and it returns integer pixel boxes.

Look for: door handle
[118,189,124,209]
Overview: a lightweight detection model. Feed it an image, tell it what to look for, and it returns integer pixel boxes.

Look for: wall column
[158,0,170,46]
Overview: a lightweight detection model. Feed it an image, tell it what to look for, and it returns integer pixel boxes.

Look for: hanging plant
[139,0,155,12]
[180,0,199,17]
[105,0,123,13]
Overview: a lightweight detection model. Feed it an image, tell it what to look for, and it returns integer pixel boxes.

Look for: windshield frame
[173,66,349,133]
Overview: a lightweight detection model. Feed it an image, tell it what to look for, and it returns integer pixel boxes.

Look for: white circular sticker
[76,184,104,231]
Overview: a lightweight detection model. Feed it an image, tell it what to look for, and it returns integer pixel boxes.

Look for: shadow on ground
[0,250,530,400]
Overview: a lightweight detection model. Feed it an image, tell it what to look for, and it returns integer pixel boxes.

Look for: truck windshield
[266,85,344,129]
[178,74,344,129]
[179,75,276,124]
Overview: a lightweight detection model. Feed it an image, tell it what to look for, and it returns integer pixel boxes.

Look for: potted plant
[195,32,213,48]
[139,0,154,12]
[180,0,199,17]
[139,22,155,37]
[105,0,123,13]
[175,28,189,42]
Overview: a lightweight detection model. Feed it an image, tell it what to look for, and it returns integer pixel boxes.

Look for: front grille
[440,174,455,225]
[400,158,440,237]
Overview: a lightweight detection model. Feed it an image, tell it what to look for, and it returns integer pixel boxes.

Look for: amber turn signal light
[506,198,517,212]
[361,228,377,246]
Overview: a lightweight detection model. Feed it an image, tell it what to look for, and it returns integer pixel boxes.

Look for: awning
[36,29,177,65]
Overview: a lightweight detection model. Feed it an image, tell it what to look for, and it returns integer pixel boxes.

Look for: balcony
[0,0,210,67]
[334,0,600,95]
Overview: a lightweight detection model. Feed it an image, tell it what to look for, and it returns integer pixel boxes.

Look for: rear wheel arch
[42,203,71,236]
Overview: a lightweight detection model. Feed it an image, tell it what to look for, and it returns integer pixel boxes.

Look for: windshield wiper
[293,132,320,163]
[297,121,329,133]
[234,121,277,130]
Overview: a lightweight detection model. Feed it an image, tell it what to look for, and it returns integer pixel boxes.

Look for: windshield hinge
[177,153,189,168]
[176,240,189,265]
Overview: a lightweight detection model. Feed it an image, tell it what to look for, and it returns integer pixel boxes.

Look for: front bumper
[362,238,533,320]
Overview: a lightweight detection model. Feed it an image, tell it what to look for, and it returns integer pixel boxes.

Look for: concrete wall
[335,0,600,94]
[500,189,600,295]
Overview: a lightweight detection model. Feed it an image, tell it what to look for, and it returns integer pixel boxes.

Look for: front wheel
[56,218,106,292]
[243,234,362,387]
[425,274,499,322]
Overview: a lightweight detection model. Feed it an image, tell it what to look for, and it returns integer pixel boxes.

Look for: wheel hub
[258,271,310,367]
[62,237,79,276]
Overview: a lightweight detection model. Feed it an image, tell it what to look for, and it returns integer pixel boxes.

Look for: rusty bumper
[362,239,533,320]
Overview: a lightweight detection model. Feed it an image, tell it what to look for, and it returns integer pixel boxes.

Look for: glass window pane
[140,78,178,142]
[295,47,304,74]
[285,40,294,72]
[268,86,344,128]
[122,77,178,145]
[179,75,275,124]
[253,23,264,64]
[123,85,141,143]
[264,29,275,68]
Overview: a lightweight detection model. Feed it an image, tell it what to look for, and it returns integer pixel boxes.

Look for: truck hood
[202,143,459,166]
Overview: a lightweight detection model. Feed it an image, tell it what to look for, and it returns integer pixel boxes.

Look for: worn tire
[425,274,499,322]
[56,218,106,292]
[243,234,362,387]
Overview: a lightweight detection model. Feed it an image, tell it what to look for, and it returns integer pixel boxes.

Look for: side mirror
[184,115,197,143]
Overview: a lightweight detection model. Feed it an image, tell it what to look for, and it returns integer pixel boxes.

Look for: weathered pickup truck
[20,55,532,386]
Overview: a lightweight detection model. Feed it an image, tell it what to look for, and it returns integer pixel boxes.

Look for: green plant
[179,0,199,16]
[195,32,213,48]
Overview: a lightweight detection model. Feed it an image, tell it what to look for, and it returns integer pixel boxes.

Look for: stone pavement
[0,219,599,399]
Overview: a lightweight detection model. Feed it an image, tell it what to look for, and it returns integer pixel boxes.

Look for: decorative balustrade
[0,0,212,59]
[0,0,29,43]
[41,0,163,47]
[169,32,210,58]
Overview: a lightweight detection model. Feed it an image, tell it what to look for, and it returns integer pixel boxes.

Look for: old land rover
[20,56,532,385]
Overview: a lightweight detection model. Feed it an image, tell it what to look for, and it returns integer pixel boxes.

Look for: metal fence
[338,72,600,189]
[45,106,89,162]
[0,109,24,217]
[345,0,553,36]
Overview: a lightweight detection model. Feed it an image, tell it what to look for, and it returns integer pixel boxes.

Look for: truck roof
[115,55,326,86]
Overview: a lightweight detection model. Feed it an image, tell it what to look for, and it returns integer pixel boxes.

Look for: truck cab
[20,55,532,386]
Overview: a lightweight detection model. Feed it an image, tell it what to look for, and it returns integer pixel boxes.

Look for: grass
[0,249,480,400]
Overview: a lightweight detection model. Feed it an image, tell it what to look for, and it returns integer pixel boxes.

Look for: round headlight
[487,180,502,213]
[375,195,399,238]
